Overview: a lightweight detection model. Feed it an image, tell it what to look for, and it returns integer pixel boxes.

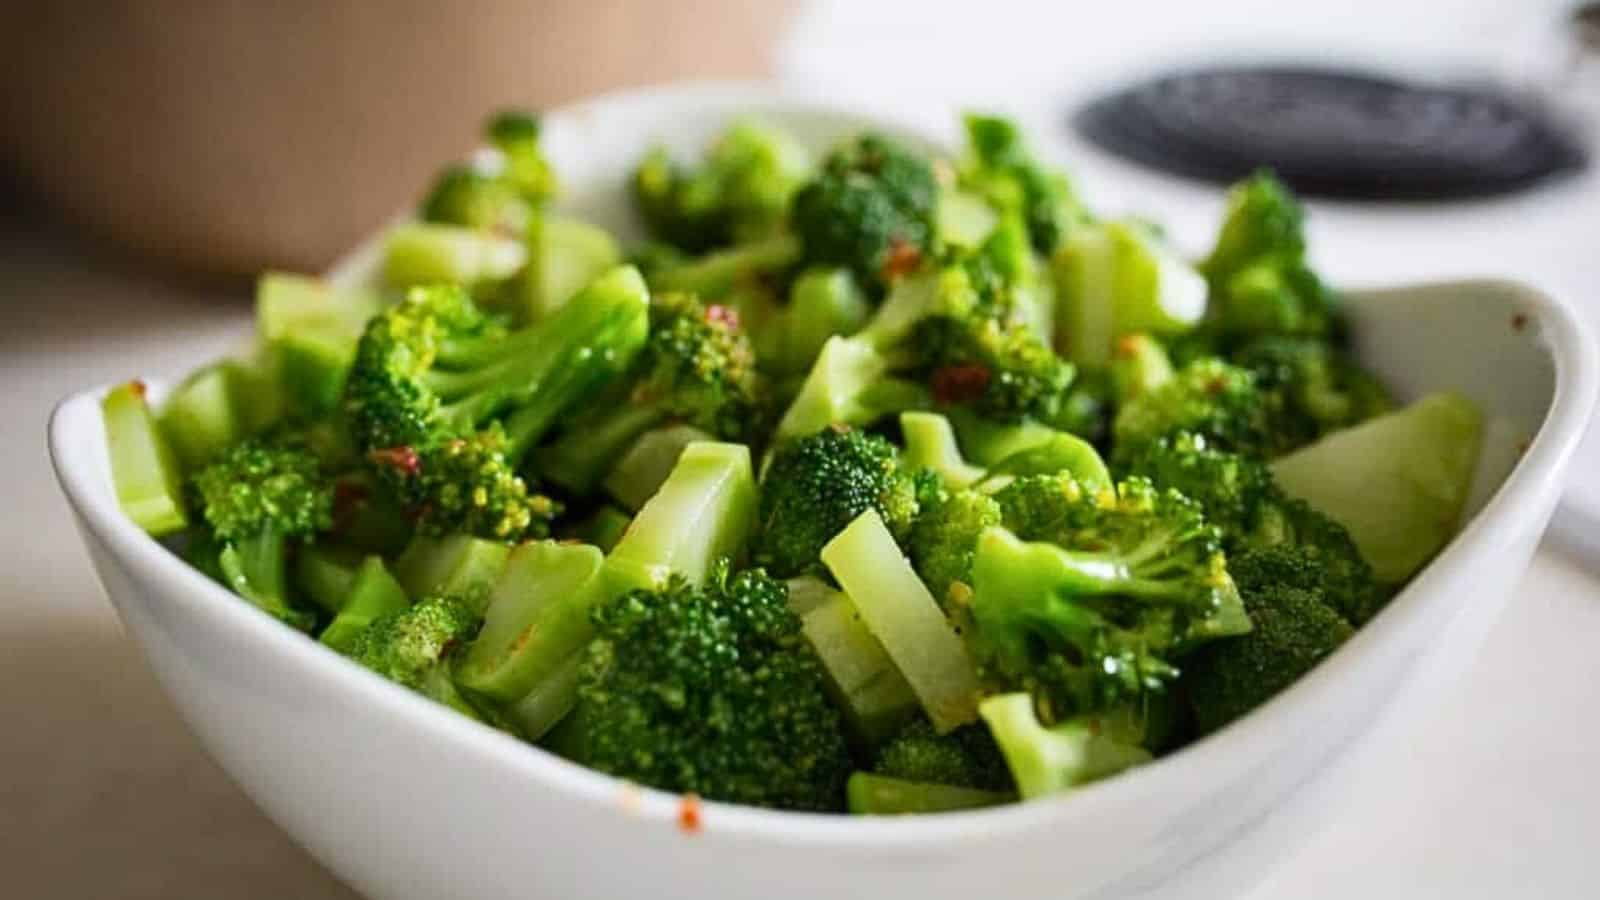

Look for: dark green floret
[872,717,1013,792]
[1231,336,1392,440]
[1112,358,1288,462]
[907,487,1003,609]
[753,426,936,578]
[959,113,1087,254]
[190,435,334,628]
[572,564,852,811]
[791,133,939,292]
[419,109,554,235]
[349,594,498,722]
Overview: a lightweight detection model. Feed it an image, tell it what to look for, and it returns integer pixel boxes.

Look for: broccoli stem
[294,544,364,614]
[320,556,411,652]
[603,424,713,511]
[503,652,585,740]
[978,693,1151,800]
[847,773,1012,815]
[820,510,981,734]
[652,232,802,297]
[382,222,526,289]
[1053,221,1204,366]
[565,505,632,553]
[900,412,985,489]
[769,266,872,375]
[800,588,920,746]
[103,381,189,536]
[536,400,667,496]
[158,365,245,472]
[776,336,928,440]
[456,541,607,706]
[218,529,312,629]
[515,215,622,323]
[603,441,758,595]
[392,534,511,611]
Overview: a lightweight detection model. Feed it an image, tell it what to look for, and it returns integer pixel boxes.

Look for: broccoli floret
[917,306,1074,424]
[1120,433,1384,624]
[1111,358,1289,462]
[343,270,650,539]
[349,594,497,721]
[1200,172,1337,342]
[791,133,939,293]
[959,113,1087,254]
[536,291,764,495]
[978,693,1152,799]
[190,435,334,628]
[968,478,1250,723]
[753,426,936,578]
[872,717,1013,792]
[632,120,810,253]
[907,487,1002,608]
[1184,581,1352,735]
[419,109,555,235]
[573,564,852,811]
[1232,336,1393,439]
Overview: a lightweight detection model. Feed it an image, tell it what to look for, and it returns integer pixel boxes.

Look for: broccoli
[907,487,1002,609]
[1119,432,1384,624]
[978,693,1152,799]
[791,133,939,293]
[847,773,1012,815]
[419,109,555,236]
[1184,578,1353,735]
[872,717,1013,792]
[1231,336,1393,444]
[535,291,764,495]
[1111,358,1290,463]
[190,435,334,628]
[349,594,499,722]
[632,120,811,252]
[966,478,1250,723]
[572,563,852,811]
[753,425,937,577]
[1199,171,1336,342]
[959,113,1087,254]
[1109,333,1175,404]
[343,270,650,539]
[104,380,189,536]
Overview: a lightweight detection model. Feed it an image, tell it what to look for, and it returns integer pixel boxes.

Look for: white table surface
[8,4,1600,892]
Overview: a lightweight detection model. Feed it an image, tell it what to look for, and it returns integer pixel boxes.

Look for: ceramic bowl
[50,83,1598,900]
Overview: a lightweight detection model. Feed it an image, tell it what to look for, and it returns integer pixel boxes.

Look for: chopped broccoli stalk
[821,509,981,733]
[754,426,935,577]
[978,693,1151,799]
[776,336,930,439]
[191,436,334,628]
[1109,333,1174,404]
[1271,392,1483,583]
[632,120,811,252]
[937,189,1000,249]
[800,588,920,746]
[320,556,411,652]
[349,595,490,721]
[979,432,1112,493]
[382,222,526,289]
[565,505,632,554]
[275,329,356,420]
[901,411,985,489]
[872,717,1013,791]
[515,216,622,322]
[158,364,246,472]
[847,773,1012,815]
[224,355,289,435]
[535,403,663,497]
[1185,581,1352,735]
[1053,220,1206,367]
[768,266,873,376]
[255,272,381,344]
[456,542,606,727]
[792,133,939,292]
[293,544,364,614]
[968,480,1249,721]
[603,441,758,595]
[104,381,190,536]
[574,564,853,811]
[945,408,1060,464]
[785,575,838,617]
[504,651,585,740]
[392,534,510,610]
[650,233,803,298]
[604,424,713,511]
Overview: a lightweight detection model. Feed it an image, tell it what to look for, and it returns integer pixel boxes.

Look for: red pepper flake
[705,304,740,329]
[129,379,147,399]
[331,480,369,528]
[880,238,922,281]
[368,445,422,478]
[931,365,992,406]
[1112,334,1140,359]
[1511,313,1529,333]
[678,793,703,834]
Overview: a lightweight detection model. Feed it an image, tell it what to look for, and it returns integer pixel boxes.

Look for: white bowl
[50,83,1599,900]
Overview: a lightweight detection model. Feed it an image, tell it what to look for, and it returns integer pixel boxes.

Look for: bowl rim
[48,80,1600,851]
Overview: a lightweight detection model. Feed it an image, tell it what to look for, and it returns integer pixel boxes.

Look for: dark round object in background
[1074,66,1587,200]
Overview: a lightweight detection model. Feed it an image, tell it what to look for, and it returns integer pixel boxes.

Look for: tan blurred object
[0,1,791,278]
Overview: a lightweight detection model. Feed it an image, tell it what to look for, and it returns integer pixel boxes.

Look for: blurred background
[2,2,1597,898]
